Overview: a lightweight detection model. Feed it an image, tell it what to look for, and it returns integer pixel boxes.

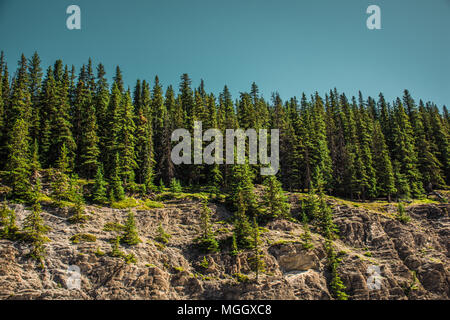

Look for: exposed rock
[0,198,448,300]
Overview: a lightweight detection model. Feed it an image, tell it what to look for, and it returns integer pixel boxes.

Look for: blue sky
[0,0,449,106]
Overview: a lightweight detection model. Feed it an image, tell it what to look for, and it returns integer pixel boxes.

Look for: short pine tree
[169,178,182,193]
[261,175,290,219]
[233,192,253,249]
[248,217,265,283]
[121,210,141,245]
[396,202,410,223]
[22,201,50,266]
[92,165,108,204]
[196,200,219,253]
[155,223,171,244]
[0,202,19,240]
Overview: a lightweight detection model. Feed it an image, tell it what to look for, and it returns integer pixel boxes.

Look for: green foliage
[109,153,125,202]
[229,161,257,215]
[199,256,209,269]
[325,240,349,300]
[396,202,411,223]
[248,217,265,282]
[261,175,290,219]
[2,53,449,212]
[103,222,125,232]
[300,223,314,250]
[169,178,182,193]
[22,201,50,266]
[110,197,139,209]
[70,233,97,244]
[155,223,171,244]
[232,273,249,283]
[232,192,253,249]
[92,165,108,204]
[121,210,141,245]
[6,119,33,202]
[195,200,219,253]
[157,178,165,193]
[230,233,238,256]
[0,202,19,239]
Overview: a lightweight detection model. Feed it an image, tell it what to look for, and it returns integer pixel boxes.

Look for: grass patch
[232,273,249,283]
[138,199,164,210]
[70,233,97,244]
[103,222,125,232]
[111,197,139,209]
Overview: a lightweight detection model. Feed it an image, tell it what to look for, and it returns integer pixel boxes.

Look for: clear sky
[0,0,449,106]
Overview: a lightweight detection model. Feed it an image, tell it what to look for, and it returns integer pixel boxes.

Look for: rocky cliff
[0,194,448,300]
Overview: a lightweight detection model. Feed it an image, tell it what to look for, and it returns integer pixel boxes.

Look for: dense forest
[0,52,449,205]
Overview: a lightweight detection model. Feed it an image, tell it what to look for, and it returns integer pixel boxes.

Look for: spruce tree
[249,217,265,283]
[261,175,290,219]
[372,122,396,201]
[391,99,424,198]
[196,200,219,253]
[92,164,108,204]
[134,80,154,191]
[121,210,141,245]
[23,201,50,266]
[6,119,32,202]
[0,202,19,240]
[233,192,253,249]
[118,92,137,185]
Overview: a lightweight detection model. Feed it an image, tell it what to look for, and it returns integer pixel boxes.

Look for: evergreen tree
[196,200,219,253]
[109,153,125,202]
[261,175,290,219]
[92,164,108,204]
[134,79,154,191]
[391,99,424,198]
[118,92,137,185]
[229,161,257,216]
[233,192,253,249]
[121,210,141,245]
[6,119,32,202]
[0,202,19,240]
[372,122,396,200]
[23,201,50,266]
[249,217,265,283]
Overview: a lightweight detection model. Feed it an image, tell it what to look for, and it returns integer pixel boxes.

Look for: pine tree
[92,164,108,204]
[249,217,265,283]
[109,153,125,202]
[229,161,257,216]
[104,83,122,177]
[7,54,31,130]
[23,201,50,266]
[6,119,32,202]
[79,88,100,178]
[121,210,141,245]
[95,63,110,158]
[28,52,43,143]
[52,144,71,205]
[233,192,253,249]
[196,200,219,253]
[261,175,290,219]
[0,202,18,240]
[372,121,396,201]
[152,76,168,182]
[391,99,424,198]
[118,92,137,185]
[134,80,154,191]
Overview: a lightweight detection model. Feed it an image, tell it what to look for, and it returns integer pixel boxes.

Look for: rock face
[0,197,448,300]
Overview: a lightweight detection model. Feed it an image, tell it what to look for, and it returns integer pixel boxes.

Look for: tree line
[0,52,448,203]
